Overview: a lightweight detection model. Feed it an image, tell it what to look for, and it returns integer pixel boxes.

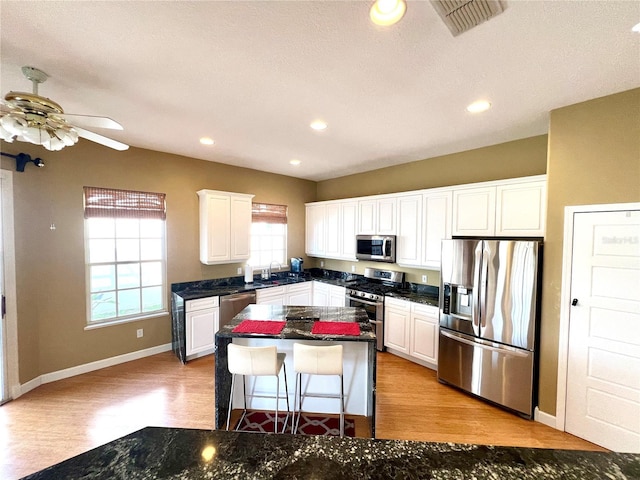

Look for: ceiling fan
[0,66,129,151]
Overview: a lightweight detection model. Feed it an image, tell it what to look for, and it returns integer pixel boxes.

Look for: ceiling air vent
[430,0,505,36]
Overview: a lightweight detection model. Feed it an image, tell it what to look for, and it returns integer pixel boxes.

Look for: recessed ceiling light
[199,137,215,145]
[632,22,640,33]
[310,120,327,131]
[466,100,492,113]
[289,159,301,166]
[370,0,406,26]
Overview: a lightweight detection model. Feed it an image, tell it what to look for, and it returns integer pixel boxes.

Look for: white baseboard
[15,343,172,398]
[534,407,559,429]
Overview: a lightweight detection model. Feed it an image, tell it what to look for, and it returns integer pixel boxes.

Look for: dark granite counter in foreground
[23,426,640,479]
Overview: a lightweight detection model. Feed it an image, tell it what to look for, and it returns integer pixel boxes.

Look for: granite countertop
[386,290,439,306]
[216,305,375,343]
[23,426,640,479]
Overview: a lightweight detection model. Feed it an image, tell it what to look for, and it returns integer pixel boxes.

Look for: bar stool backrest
[228,344,279,376]
[293,343,343,375]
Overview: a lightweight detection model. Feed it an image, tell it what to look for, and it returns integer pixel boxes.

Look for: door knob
[571,298,578,306]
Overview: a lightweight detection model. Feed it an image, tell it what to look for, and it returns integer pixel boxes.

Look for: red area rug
[234,411,355,437]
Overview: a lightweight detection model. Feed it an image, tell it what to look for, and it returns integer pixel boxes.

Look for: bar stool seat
[292,343,345,437]
[226,344,290,433]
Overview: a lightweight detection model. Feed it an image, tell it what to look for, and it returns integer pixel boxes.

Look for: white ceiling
[1,1,639,181]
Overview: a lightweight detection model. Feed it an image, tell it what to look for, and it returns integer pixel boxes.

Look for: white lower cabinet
[256,285,286,305]
[385,297,439,368]
[409,303,439,366]
[384,297,410,354]
[312,281,330,306]
[285,283,313,306]
[185,296,220,356]
[328,285,346,306]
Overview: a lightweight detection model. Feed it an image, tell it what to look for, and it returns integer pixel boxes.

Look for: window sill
[84,311,169,331]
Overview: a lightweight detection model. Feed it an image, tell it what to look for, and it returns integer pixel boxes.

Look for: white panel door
[230,195,252,260]
[377,197,397,235]
[340,202,358,260]
[325,203,341,258]
[422,190,452,269]
[495,181,546,237]
[566,209,640,452]
[186,308,218,355]
[358,200,377,234]
[203,194,230,263]
[452,186,495,236]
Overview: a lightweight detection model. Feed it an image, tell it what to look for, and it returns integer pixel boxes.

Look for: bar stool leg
[282,363,290,433]
[339,374,345,437]
[226,373,236,430]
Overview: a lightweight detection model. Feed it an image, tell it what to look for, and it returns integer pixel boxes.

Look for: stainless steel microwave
[356,235,396,263]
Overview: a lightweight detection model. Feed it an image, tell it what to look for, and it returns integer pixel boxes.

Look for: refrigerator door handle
[472,242,483,336]
[440,329,529,358]
[480,241,490,331]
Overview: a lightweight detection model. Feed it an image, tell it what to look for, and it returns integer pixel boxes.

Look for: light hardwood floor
[0,351,603,479]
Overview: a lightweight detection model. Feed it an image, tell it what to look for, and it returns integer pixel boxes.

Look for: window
[248,203,287,268]
[84,187,167,325]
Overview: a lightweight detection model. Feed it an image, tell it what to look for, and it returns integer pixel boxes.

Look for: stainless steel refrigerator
[438,239,542,418]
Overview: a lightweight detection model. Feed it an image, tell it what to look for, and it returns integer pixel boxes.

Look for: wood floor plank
[0,351,603,479]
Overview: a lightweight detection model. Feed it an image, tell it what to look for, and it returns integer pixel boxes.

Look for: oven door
[346,294,384,351]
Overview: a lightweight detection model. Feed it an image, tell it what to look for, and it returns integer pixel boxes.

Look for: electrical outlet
[320,261,324,268]
[136,329,143,338]
[351,265,356,273]
[237,267,242,275]
[422,275,427,283]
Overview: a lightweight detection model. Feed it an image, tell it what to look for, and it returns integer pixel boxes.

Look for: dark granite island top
[23,426,640,479]
[215,305,377,436]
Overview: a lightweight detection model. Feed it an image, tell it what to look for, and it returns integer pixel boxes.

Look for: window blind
[83,186,166,220]
[252,203,287,224]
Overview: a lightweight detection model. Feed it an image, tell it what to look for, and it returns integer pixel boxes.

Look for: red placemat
[311,321,361,336]
[232,320,286,335]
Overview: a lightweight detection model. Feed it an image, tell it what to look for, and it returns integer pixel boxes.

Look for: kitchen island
[214,305,376,436]
[23,426,640,479]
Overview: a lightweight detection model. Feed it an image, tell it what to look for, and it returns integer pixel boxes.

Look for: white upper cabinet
[396,194,423,266]
[396,190,451,269]
[422,190,452,269]
[198,190,254,265]
[495,180,546,236]
[452,176,546,237]
[305,200,358,260]
[358,196,397,235]
[452,186,496,237]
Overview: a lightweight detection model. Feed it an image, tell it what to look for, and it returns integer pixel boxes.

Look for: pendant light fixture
[370,0,407,26]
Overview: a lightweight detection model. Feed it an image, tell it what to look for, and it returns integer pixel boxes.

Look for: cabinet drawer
[186,296,219,312]
[411,303,438,319]
[385,296,410,311]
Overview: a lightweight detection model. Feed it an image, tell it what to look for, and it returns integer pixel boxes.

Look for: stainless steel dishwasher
[220,292,256,329]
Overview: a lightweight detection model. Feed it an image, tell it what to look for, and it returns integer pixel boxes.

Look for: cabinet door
[358,200,377,234]
[377,197,397,235]
[452,186,496,236]
[411,315,438,364]
[201,194,230,264]
[396,195,422,266]
[306,204,326,256]
[230,195,252,260]
[384,303,410,353]
[325,203,341,258]
[286,290,313,306]
[186,307,218,355]
[328,285,346,307]
[340,202,358,260]
[495,181,546,237]
[313,282,329,306]
[256,286,286,305]
[422,190,452,269]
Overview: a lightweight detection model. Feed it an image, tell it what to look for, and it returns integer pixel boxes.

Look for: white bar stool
[226,344,290,433]
[292,343,345,437]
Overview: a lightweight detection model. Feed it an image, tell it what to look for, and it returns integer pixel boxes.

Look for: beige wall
[0,141,316,383]
[317,135,548,200]
[538,88,640,414]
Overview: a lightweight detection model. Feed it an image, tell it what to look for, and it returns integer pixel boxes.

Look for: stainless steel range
[346,267,404,351]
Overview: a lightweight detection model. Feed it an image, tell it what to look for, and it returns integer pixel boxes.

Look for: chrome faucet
[268,261,282,278]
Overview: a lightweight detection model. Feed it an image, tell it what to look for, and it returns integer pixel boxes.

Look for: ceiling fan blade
[75,126,129,151]
[57,113,123,130]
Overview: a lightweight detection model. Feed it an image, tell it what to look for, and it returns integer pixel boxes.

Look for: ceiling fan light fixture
[370,0,406,26]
